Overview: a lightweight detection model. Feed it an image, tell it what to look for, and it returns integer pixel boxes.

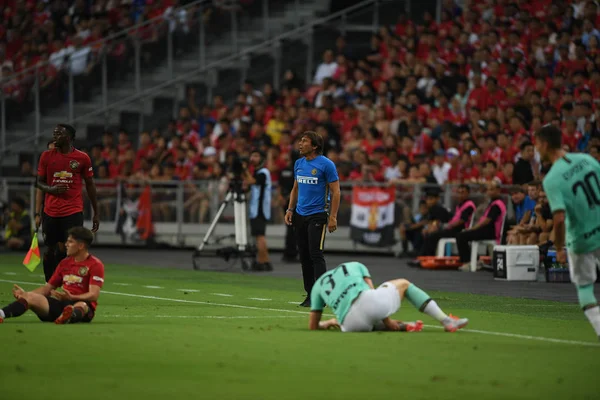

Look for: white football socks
[0,309,5,319]
[423,300,449,323]
[584,306,600,336]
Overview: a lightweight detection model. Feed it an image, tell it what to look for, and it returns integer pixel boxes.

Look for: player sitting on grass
[0,227,104,325]
[309,261,468,332]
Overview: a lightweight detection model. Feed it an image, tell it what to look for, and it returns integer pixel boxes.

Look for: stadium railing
[1,0,414,157]
[1,178,514,253]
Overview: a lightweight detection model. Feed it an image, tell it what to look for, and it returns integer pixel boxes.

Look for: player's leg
[306,212,328,283]
[0,292,52,322]
[42,214,60,282]
[294,214,313,305]
[567,250,600,338]
[387,278,469,332]
[55,301,94,324]
[55,212,83,265]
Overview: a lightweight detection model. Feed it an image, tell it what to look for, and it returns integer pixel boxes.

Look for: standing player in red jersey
[35,124,99,282]
[0,227,104,324]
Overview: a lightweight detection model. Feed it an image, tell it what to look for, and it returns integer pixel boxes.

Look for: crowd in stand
[5,1,600,245]
[0,0,248,124]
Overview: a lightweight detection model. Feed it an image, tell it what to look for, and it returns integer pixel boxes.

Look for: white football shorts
[341,283,401,332]
[567,248,600,286]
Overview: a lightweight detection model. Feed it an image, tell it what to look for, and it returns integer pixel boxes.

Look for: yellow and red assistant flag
[22,233,41,272]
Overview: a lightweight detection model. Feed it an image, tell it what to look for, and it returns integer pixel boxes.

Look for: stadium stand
[2,0,600,250]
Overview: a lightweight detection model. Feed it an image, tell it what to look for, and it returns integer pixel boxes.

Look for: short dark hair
[68,227,94,248]
[520,141,534,151]
[535,125,562,150]
[458,184,470,193]
[58,123,76,139]
[301,131,324,154]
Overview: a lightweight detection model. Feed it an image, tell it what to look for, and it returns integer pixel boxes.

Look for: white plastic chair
[469,216,506,272]
[435,212,476,257]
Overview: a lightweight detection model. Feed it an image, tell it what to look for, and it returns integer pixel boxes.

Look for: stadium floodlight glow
[192,178,256,271]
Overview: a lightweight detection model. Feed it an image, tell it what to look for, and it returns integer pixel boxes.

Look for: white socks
[0,309,5,319]
[423,300,449,323]
[584,306,600,336]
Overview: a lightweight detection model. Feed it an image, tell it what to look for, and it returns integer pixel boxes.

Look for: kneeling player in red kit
[0,227,104,324]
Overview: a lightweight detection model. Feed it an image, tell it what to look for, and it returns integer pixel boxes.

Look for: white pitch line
[143,285,163,289]
[107,315,301,319]
[211,293,233,297]
[248,297,271,301]
[3,272,17,276]
[0,278,598,347]
[113,283,131,286]
[177,289,200,292]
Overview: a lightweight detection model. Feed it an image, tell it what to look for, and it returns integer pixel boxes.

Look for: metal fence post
[199,4,205,69]
[295,0,301,28]
[102,49,108,128]
[444,185,452,210]
[240,54,250,88]
[262,0,269,40]
[305,26,314,87]
[273,40,281,91]
[436,0,442,23]
[0,93,5,153]
[412,184,422,215]
[29,181,35,217]
[372,0,379,32]
[231,6,238,53]
[34,66,40,148]
[135,37,141,95]
[167,24,174,80]
[176,181,184,245]
[114,182,123,223]
[68,65,74,122]
[138,101,144,133]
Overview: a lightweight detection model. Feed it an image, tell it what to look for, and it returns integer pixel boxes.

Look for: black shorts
[37,296,95,323]
[250,217,267,236]
[42,212,84,246]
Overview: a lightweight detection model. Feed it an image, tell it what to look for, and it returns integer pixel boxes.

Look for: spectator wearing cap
[3,198,31,251]
[512,141,536,186]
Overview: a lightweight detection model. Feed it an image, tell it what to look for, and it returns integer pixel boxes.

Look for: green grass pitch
[0,254,599,400]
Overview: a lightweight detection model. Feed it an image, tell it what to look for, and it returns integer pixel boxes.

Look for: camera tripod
[192,179,257,271]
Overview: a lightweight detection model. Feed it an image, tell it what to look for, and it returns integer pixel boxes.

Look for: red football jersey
[37,148,94,217]
[49,255,105,311]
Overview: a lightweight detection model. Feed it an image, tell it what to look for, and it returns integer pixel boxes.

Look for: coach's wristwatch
[286,209,294,213]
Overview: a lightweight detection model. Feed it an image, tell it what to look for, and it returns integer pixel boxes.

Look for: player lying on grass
[0,227,104,325]
[309,261,468,332]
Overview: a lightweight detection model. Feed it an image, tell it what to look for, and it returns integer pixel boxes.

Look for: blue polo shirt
[515,195,536,223]
[294,155,339,216]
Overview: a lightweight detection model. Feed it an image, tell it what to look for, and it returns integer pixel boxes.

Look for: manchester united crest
[78,266,89,276]
[69,160,79,170]
[311,168,317,175]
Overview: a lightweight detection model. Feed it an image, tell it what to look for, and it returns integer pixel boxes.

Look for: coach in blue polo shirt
[285,131,340,307]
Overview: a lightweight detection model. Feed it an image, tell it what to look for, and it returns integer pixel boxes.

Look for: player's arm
[309,311,323,330]
[552,211,566,252]
[364,277,374,289]
[543,178,566,255]
[31,283,56,296]
[71,285,101,302]
[83,173,99,232]
[328,179,341,220]
[287,180,298,211]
